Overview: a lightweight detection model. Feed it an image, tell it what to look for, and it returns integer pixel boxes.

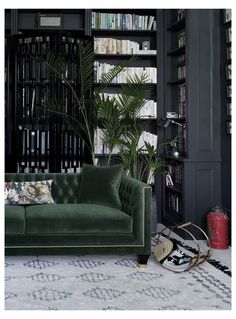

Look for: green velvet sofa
[5,173,152,266]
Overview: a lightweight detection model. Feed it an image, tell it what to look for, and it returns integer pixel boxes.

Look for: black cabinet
[159,9,223,236]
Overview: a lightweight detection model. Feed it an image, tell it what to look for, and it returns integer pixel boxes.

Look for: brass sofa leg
[137,255,150,268]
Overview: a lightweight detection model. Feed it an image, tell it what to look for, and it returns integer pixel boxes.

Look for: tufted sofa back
[5,173,81,204]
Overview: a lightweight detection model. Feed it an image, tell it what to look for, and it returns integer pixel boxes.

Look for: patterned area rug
[5,237,231,310]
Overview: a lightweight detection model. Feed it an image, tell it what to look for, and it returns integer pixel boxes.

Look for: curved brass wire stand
[156,221,212,272]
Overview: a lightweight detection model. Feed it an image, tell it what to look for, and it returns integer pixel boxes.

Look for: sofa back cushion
[78,164,123,209]
[5,173,81,204]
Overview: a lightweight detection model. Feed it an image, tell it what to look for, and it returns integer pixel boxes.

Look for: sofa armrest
[119,176,152,247]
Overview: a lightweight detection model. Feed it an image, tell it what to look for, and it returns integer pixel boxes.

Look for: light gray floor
[156,223,231,268]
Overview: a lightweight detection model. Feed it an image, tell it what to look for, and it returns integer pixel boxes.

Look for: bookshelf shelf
[94,82,157,87]
[167,18,185,31]
[167,46,185,56]
[92,29,156,35]
[223,20,231,27]
[167,78,186,85]
[95,53,157,58]
[165,185,182,194]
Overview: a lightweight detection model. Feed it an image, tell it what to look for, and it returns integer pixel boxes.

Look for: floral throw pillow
[5,180,54,205]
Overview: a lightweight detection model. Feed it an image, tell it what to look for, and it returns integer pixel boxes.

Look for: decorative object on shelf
[154,222,211,272]
[207,206,229,250]
[142,40,150,50]
[38,13,63,28]
[158,118,186,158]
[166,112,179,119]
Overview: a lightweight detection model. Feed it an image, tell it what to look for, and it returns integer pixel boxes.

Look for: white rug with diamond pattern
[5,244,231,310]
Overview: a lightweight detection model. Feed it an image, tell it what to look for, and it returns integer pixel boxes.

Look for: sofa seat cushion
[25,204,132,234]
[5,205,25,234]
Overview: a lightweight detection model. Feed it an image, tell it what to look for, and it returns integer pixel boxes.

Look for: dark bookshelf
[156,9,223,238]
[92,9,159,163]
[220,9,231,236]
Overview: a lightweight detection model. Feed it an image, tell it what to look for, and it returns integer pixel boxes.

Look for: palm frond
[78,41,95,95]
[44,52,68,81]
[98,57,136,91]
[116,73,149,118]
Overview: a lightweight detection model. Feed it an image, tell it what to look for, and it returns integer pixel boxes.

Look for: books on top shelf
[94,62,157,83]
[92,12,156,30]
[94,37,157,55]
[224,9,231,23]
[177,9,186,21]
[94,129,158,155]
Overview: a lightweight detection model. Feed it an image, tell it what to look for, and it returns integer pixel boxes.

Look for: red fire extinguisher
[207,206,229,249]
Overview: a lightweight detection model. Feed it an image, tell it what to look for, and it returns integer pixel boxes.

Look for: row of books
[18,36,81,56]
[177,54,185,65]
[94,37,156,55]
[226,27,231,43]
[226,47,231,60]
[94,62,157,83]
[18,85,78,119]
[94,129,158,155]
[167,192,182,214]
[99,93,157,118]
[177,84,186,103]
[166,165,183,186]
[17,163,81,174]
[225,64,231,80]
[178,31,186,48]
[178,102,186,118]
[92,12,156,30]
[226,85,231,99]
[177,65,186,80]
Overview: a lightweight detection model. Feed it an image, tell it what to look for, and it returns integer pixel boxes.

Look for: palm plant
[93,72,149,165]
[95,72,169,183]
